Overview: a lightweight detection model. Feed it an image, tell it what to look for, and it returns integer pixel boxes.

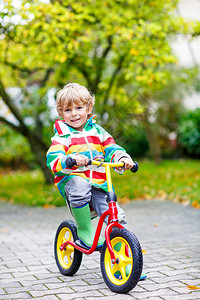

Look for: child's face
[63,101,93,131]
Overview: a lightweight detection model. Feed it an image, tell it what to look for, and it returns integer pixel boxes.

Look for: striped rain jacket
[46,116,130,201]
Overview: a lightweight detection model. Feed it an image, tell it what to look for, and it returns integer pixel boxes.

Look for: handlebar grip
[130,161,139,173]
[65,157,92,168]
[65,157,77,168]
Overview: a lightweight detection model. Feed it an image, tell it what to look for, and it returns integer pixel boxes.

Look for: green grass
[113,159,200,207]
[0,169,62,207]
[0,159,200,207]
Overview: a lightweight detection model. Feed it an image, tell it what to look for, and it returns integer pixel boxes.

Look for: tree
[0,0,200,180]
[133,65,199,162]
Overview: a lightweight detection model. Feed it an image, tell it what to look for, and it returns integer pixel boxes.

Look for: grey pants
[65,176,127,226]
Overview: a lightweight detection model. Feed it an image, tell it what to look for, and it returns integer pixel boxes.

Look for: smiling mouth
[71,118,80,122]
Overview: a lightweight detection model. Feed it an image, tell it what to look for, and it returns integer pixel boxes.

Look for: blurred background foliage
[0,0,200,206]
[178,108,200,157]
[0,125,34,168]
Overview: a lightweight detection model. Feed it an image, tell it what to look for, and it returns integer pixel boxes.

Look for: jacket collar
[54,115,97,136]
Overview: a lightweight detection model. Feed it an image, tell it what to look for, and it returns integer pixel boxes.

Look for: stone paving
[0,199,200,300]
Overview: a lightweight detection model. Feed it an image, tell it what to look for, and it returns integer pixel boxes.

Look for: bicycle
[54,157,143,293]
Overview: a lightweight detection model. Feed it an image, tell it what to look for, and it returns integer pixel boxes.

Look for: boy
[46,83,134,248]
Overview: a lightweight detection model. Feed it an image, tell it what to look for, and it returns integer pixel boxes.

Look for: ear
[87,104,93,115]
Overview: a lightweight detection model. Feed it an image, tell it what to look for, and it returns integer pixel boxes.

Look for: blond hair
[56,83,95,117]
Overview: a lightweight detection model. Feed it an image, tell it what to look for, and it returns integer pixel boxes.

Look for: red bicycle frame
[59,160,125,263]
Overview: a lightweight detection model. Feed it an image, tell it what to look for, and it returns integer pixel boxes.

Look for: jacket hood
[54,115,97,136]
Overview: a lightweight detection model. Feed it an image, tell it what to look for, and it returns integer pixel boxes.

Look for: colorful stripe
[67,143,103,155]
[102,137,116,147]
[46,117,127,199]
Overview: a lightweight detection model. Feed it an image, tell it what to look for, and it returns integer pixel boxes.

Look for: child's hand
[118,157,134,170]
[75,154,89,167]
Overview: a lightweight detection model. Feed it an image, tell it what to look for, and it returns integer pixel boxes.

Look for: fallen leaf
[187,285,200,290]
[156,190,167,200]
[154,223,159,227]
[192,201,200,209]
[142,250,147,254]
[118,197,130,204]
[43,204,55,209]
[143,193,152,200]
[1,228,9,233]
[182,200,190,207]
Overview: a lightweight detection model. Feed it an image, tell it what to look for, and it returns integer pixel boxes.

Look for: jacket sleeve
[100,127,131,165]
[46,134,77,176]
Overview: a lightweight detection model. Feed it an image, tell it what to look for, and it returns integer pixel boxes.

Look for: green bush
[107,121,149,158]
[178,108,200,157]
[121,129,149,158]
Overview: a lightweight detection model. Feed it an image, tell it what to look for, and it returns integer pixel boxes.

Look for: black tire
[54,220,83,276]
[100,228,143,293]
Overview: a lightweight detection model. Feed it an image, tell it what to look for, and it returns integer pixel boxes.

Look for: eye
[65,108,70,112]
[77,106,83,110]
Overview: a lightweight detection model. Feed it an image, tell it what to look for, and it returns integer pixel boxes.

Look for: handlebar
[64,157,139,173]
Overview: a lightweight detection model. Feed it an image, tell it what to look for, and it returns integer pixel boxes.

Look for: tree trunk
[0,78,53,184]
[26,133,53,184]
[142,111,162,165]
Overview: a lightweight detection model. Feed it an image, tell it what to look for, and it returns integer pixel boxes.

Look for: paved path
[0,199,200,300]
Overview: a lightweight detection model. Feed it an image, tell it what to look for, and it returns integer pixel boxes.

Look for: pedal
[75,239,91,250]
[75,239,103,251]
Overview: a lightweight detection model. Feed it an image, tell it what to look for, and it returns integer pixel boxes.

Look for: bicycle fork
[104,164,124,263]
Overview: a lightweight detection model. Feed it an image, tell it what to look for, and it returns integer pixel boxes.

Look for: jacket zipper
[82,131,93,183]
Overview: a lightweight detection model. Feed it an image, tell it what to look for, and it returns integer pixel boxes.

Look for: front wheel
[100,228,143,293]
[54,220,83,276]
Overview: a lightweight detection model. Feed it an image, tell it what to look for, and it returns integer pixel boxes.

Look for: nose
[71,109,77,116]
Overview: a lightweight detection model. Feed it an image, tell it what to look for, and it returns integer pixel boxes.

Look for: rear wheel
[100,228,143,293]
[54,220,82,276]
